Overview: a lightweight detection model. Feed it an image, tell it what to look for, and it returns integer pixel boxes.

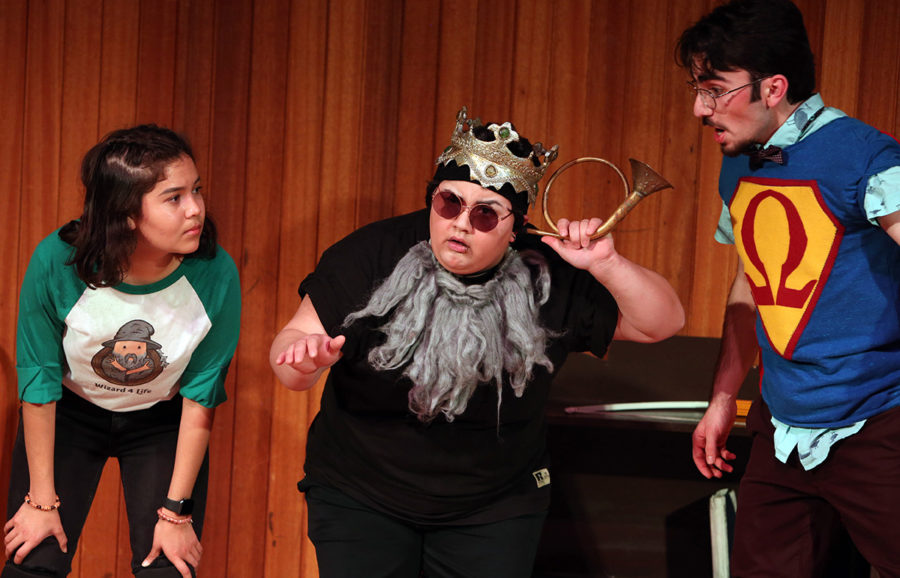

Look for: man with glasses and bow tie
[268,106,683,577]
[677,0,900,576]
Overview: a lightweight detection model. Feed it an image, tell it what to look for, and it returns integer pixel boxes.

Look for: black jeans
[3,389,208,577]
[300,477,547,578]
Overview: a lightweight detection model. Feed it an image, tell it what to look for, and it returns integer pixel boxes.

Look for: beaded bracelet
[24,493,60,511]
[156,507,193,525]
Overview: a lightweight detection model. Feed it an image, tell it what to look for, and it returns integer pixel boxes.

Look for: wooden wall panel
[472,0,517,120]
[544,0,592,230]
[135,1,179,126]
[58,0,102,221]
[0,0,28,557]
[393,0,441,217]
[614,2,668,271]
[581,2,629,235]
[819,0,863,116]
[3,1,900,576]
[509,0,552,169]
[858,0,900,134]
[98,0,139,132]
[655,0,709,306]
[209,0,253,574]
[431,0,477,174]
[227,0,292,575]
[317,0,366,251]
[20,0,63,264]
[267,0,330,573]
[172,0,216,180]
[358,0,403,225]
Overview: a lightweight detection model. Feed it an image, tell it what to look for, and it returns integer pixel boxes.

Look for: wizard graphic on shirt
[91,319,169,386]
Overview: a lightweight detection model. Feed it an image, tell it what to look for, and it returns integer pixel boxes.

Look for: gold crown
[435,107,558,207]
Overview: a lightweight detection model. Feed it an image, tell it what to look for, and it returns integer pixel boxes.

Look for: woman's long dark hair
[60,124,217,288]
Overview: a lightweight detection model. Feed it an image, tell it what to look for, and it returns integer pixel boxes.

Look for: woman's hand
[544,217,684,342]
[274,333,345,375]
[541,218,617,272]
[142,518,202,578]
[270,297,344,391]
[3,502,68,563]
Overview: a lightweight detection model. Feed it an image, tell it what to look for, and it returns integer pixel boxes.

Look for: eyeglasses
[687,77,767,111]
[431,189,514,233]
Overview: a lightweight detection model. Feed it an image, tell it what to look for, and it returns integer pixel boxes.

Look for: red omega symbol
[740,190,816,308]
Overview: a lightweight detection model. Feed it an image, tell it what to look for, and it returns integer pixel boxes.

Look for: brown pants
[732,399,900,578]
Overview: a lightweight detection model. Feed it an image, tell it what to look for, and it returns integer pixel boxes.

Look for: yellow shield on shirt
[730,178,843,359]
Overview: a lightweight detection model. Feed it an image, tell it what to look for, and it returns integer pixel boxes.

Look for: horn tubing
[588,190,648,239]
[526,156,671,239]
[528,189,650,239]
[527,156,631,239]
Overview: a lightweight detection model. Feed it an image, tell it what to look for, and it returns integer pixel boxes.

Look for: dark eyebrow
[476,198,513,213]
[695,71,725,83]
[158,176,201,196]
[691,63,725,83]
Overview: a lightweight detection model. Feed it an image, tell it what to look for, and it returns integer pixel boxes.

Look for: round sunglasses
[431,189,514,233]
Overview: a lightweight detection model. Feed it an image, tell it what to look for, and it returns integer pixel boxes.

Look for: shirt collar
[765,93,846,149]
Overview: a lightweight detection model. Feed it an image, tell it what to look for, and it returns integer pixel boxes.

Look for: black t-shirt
[299,209,618,525]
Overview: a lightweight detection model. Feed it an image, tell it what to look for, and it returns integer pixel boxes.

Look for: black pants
[300,478,547,578]
[3,389,208,577]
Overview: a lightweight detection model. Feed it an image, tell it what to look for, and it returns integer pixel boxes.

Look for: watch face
[164,497,194,515]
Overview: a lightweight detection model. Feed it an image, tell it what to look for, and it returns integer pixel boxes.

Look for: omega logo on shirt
[730,177,842,359]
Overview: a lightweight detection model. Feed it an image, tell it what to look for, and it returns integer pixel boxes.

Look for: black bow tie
[748,145,785,170]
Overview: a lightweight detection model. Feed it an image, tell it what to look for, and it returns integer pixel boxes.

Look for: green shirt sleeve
[15,234,73,403]
[177,248,241,408]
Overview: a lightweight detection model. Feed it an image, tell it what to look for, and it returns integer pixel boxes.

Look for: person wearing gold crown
[269,107,684,577]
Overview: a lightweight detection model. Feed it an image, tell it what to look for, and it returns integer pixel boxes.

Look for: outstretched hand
[540,218,617,272]
[3,503,68,563]
[274,333,346,375]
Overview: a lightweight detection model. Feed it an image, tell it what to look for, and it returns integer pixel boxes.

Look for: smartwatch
[162,497,195,516]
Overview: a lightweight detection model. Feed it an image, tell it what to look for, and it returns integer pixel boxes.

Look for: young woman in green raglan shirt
[3,125,240,578]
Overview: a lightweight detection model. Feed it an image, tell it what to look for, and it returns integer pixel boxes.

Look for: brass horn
[527,157,673,240]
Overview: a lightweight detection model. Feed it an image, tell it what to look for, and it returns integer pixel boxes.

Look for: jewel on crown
[435,107,558,207]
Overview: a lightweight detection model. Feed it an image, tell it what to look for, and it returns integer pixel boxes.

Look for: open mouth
[704,119,727,143]
[447,237,469,252]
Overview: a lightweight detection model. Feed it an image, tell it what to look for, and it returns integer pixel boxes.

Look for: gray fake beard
[344,241,554,423]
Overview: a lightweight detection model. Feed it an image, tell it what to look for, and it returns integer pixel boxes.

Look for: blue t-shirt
[719,112,900,427]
